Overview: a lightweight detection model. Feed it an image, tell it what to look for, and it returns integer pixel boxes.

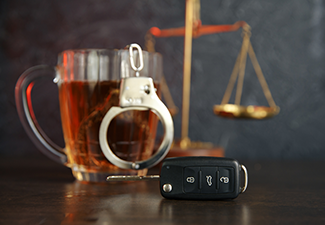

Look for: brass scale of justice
[144,0,280,154]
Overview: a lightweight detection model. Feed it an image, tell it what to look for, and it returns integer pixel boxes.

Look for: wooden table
[1,157,324,224]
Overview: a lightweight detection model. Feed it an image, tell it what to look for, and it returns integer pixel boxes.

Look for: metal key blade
[107,175,160,182]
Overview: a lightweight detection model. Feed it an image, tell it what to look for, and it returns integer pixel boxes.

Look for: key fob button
[183,167,200,193]
[200,167,218,193]
[219,167,234,193]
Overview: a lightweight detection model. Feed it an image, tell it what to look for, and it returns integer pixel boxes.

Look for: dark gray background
[1,0,324,160]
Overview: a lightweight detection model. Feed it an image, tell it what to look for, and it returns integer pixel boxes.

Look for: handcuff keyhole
[144,85,150,95]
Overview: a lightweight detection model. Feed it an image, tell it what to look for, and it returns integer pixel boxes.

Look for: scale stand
[145,0,279,157]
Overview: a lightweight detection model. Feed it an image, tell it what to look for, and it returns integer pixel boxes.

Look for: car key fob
[160,157,248,200]
[107,156,248,200]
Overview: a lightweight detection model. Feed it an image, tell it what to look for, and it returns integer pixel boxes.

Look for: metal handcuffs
[99,44,174,170]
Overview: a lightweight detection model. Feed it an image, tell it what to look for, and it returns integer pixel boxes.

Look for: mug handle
[15,65,67,164]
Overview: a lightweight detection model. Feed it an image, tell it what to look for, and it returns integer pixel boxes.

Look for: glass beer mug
[15,44,173,182]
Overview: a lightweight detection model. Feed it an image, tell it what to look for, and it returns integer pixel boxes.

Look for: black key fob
[159,157,248,200]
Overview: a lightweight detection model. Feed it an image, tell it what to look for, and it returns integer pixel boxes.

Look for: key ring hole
[129,43,144,76]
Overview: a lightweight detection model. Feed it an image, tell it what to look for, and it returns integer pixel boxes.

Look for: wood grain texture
[0,157,324,224]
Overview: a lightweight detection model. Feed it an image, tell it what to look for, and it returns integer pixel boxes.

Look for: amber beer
[59,80,160,176]
[16,47,164,182]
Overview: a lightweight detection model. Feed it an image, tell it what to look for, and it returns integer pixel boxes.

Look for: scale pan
[214,104,280,119]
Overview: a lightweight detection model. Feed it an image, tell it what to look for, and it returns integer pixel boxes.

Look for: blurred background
[0,0,324,160]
